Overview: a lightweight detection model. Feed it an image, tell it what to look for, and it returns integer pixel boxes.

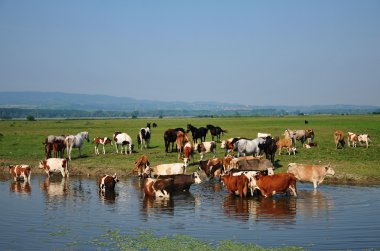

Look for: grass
[1,115,379,184]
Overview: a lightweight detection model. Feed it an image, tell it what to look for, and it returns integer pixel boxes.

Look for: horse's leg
[102,144,106,155]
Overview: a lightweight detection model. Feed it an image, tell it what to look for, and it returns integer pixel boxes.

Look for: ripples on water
[0,174,379,250]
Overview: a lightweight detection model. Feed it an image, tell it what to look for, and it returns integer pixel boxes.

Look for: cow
[142,163,186,178]
[93,137,113,155]
[220,137,242,155]
[152,172,202,192]
[195,141,216,160]
[228,156,262,170]
[38,158,69,178]
[44,142,54,159]
[229,158,274,175]
[198,158,224,180]
[113,131,133,154]
[347,132,358,147]
[222,155,234,171]
[176,131,189,159]
[9,165,31,182]
[138,126,151,149]
[258,136,278,162]
[143,177,175,199]
[287,163,335,189]
[253,173,297,198]
[97,173,119,192]
[133,155,150,176]
[276,138,296,155]
[164,128,185,153]
[52,137,66,158]
[358,134,371,148]
[221,173,250,198]
[183,141,194,167]
[334,130,345,149]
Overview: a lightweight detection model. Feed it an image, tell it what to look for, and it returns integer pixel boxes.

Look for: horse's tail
[221,129,228,135]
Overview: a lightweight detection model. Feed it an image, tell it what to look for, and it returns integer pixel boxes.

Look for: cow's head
[192,172,202,184]
[325,165,335,176]
[38,160,47,169]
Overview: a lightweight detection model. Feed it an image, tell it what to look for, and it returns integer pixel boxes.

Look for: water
[0,174,379,250]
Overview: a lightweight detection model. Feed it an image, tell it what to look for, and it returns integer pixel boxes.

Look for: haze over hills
[0,91,379,118]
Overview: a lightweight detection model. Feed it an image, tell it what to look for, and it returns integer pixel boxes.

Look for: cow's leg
[102,145,106,155]
[312,179,318,189]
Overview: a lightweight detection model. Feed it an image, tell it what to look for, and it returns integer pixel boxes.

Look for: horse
[138,126,151,150]
[206,124,227,143]
[164,128,185,153]
[64,131,89,160]
[187,124,208,143]
[113,131,133,154]
[233,137,266,157]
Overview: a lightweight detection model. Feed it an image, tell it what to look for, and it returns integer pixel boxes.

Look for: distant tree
[131,111,139,119]
[26,115,36,121]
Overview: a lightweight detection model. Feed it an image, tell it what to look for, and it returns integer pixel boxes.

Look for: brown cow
[143,178,174,199]
[221,173,249,198]
[97,173,119,192]
[287,163,335,189]
[176,131,189,159]
[198,158,223,180]
[152,172,201,192]
[334,130,345,149]
[9,165,31,182]
[253,173,297,198]
[276,138,296,155]
[133,155,150,175]
[347,132,358,147]
[183,141,194,167]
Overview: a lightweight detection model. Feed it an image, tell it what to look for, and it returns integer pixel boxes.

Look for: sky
[0,0,379,106]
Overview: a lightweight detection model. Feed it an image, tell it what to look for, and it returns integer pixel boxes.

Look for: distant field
[0,115,379,184]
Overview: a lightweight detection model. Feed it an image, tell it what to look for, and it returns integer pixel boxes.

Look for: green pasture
[0,115,379,184]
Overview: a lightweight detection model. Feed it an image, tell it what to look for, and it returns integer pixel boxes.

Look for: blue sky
[1,1,379,106]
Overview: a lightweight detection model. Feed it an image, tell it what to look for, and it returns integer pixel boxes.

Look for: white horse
[233,137,265,157]
[113,131,133,154]
[64,131,89,160]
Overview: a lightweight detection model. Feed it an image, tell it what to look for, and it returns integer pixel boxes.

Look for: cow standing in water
[287,163,335,189]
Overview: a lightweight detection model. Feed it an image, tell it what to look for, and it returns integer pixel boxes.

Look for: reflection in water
[99,190,118,204]
[40,177,68,198]
[142,196,174,218]
[10,181,31,194]
[296,189,334,218]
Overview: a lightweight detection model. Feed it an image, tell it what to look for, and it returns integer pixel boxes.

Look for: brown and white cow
[176,131,189,159]
[253,173,297,198]
[358,134,371,148]
[133,155,150,175]
[276,138,296,155]
[198,158,224,180]
[143,177,175,199]
[142,163,186,178]
[347,132,358,147]
[195,141,216,160]
[97,173,119,192]
[221,137,241,155]
[334,130,345,149]
[93,137,113,155]
[9,165,31,182]
[287,163,335,189]
[39,158,69,178]
[152,172,201,192]
[183,141,194,167]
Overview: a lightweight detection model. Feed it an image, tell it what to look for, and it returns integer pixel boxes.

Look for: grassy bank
[1,115,379,184]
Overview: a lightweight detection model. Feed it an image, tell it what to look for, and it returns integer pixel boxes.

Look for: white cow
[113,131,133,154]
[39,158,69,178]
[358,134,371,148]
[142,163,186,178]
[195,141,216,160]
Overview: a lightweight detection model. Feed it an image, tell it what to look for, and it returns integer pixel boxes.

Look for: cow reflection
[99,190,118,204]
[40,177,68,198]
[223,196,296,223]
[296,189,333,218]
[142,196,174,218]
[10,181,31,195]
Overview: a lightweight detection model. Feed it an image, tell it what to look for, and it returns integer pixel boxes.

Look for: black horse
[164,128,185,153]
[186,124,208,143]
[206,124,227,143]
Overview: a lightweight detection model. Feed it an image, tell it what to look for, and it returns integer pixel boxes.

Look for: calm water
[0,173,379,251]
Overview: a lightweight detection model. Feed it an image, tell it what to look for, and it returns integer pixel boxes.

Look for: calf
[39,158,69,178]
[253,173,297,198]
[334,130,345,149]
[93,137,113,155]
[153,172,201,192]
[195,141,216,160]
[287,163,335,189]
[276,138,296,155]
[143,177,175,199]
[97,173,119,192]
[9,165,31,182]
[358,134,371,148]
[347,132,358,147]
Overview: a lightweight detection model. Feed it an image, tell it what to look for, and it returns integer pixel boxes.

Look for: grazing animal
[334,130,345,149]
[97,173,119,192]
[113,131,133,154]
[64,131,90,160]
[153,172,201,192]
[39,158,69,178]
[286,129,315,146]
[221,173,250,198]
[198,158,224,180]
[9,165,31,182]
[142,163,186,178]
[152,122,157,128]
[143,178,174,199]
[176,131,189,159]
[259,136,278,162]
[164,128,185,153]
[358,134,371,148]
[287,163,335,189]
[183,141,194,167]
[253,173,297,198]
[44,142,54,159]
[276,138,296,155]
[187,124,208,143]
[347,132,358,147]
[138,126,151,149]
[284,129,297,147]
[195,141,216,160]
[206,124,227,142]
[93,137,113,155]
[234,137,265,157]
[133,155,150,175]
[305,120,309,124]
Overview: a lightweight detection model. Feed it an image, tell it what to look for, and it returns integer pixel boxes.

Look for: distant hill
[0,91,379,118]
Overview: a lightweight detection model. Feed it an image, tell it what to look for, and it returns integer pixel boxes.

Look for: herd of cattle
[7,122,372,200]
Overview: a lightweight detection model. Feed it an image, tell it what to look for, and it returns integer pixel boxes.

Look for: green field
[1,115,379,184]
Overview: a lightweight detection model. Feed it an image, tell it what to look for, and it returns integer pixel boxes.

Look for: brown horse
[164,128,185,153]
